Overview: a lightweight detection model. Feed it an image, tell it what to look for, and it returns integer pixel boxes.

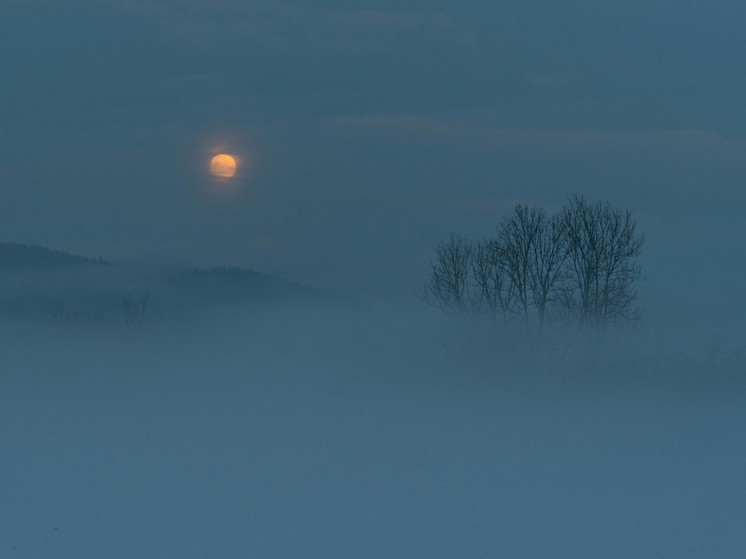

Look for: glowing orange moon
[210,154,237,178]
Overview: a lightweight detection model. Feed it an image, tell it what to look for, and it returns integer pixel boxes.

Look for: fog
[3,0,746,555]
[1,272,745,557]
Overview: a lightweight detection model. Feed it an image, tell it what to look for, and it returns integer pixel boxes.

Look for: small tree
[527,211,567,332]
[471,238,512,321]
[559,195,644,332]
[121,291,149,328]
[498,205,540,328]
[421,234,473,318]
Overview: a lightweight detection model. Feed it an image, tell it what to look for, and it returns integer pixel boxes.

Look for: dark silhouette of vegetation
[558,195,644,330]
[166,266,322,304]
[421,235,473,318]
[121,291,150,328]
[0,244,324,326]
[0,242,106,268]
[422,195,644,364]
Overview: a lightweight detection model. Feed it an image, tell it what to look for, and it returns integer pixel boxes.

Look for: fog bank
[1,300,744,558]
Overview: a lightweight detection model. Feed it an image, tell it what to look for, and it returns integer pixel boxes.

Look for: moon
[210,154,237,178]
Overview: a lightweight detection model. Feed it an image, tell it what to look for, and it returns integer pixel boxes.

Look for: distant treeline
[167,266,321,302]
[0,242,107,268]
[0,244,323,327]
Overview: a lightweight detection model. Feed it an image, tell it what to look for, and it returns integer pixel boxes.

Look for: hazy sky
[2,0,745,301]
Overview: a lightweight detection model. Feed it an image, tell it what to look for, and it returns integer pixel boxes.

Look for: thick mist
[1,290,745,558]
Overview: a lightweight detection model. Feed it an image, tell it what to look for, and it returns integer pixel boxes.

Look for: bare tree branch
[421,234,473,317]
[559,195,644,330]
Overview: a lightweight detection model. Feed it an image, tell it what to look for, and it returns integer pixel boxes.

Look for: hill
[0,242,105,268]
[0,243,324,325]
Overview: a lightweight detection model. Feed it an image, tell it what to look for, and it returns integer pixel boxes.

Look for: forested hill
[0,242,105,268]
[166,266,318,302]
[0,243,324,323]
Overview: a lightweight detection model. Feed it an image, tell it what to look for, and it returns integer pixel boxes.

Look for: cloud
[524,69,583,89]
[332,114,746,164]
[106,0,475,56]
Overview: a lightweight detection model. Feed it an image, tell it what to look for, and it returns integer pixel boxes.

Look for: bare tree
[497,205,541,327]
[423,196,644,367]
[559,195,644,331]
[492,204,570,354]
[471,238,511,320]
[421,234,473,317]
[121,291,149,328]
[527,211,567,330]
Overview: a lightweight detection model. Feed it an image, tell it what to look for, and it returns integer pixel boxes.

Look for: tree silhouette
[423,195,644,361]
[559,195,644,331]
[421,234,473,318]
